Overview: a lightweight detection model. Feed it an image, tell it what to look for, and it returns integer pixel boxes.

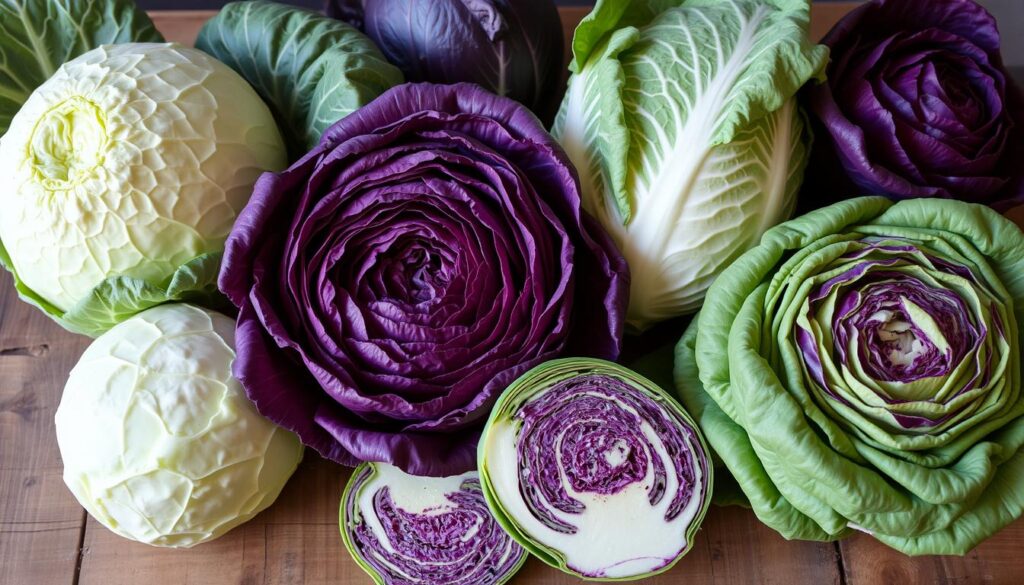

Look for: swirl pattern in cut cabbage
[479,358,711,580]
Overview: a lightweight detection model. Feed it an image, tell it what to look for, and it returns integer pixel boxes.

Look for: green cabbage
[0,0,163,136]
[552,0,828,330]
[676,197,1024,554]
[55,304,303,547]
[0,43,287,336]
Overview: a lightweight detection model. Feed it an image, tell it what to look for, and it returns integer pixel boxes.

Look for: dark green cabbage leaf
[196,0,402,156]
[0,0,163,135]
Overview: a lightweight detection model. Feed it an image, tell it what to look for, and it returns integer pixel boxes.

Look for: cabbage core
[30,96,108,190]
[794,238,1009,438]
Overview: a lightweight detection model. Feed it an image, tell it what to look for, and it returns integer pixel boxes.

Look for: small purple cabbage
[807,0,1024,208]
[325,0,565,124]
[341,463,526,585]
[219,83,628,477]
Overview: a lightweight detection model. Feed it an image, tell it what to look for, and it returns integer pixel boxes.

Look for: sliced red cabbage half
[478,358,712,581]
[340,462,526,585]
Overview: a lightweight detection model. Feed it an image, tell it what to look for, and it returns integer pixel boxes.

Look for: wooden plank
[0,273,90,585]
[77,456,355,585]
[151,10,210,46]
[840,522,1024,585]
[78,521,268,585]
[79,455,841,585]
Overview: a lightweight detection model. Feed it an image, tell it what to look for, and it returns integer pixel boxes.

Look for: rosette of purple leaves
[807,0,1024,208]
[220,83,628,476]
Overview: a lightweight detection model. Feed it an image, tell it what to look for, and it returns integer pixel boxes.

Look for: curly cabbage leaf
[341,463,526,585]
[676,197,1024,555]
[553,0,828,330]
[196,0,402,156]
[0,0,163,136]
[479,358,711,580]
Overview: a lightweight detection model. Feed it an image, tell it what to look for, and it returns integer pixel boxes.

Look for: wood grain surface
[3,4,1024,585]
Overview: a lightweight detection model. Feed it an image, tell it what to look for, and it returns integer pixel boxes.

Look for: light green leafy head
[56,304,303,547]
[553,0,828,330]
[676,197,1024,555]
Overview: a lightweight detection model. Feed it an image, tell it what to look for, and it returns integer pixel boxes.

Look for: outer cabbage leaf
[325,0,564,124]
[340,463,526,585]
[553,0,828,329]
[675,197,1024,555]
[0,0,163,135]
[479,358,711,580]
[0,249,230,337]
[196,0,403,156]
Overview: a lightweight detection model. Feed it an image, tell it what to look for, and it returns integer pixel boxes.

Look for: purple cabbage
[219,83,628,477]
[341,463,526,585]
[326,0,565,124]
[807,0,1024,208]
[515,374,698,533]
[479,359,711,580]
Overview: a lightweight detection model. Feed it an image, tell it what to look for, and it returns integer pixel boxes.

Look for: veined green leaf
[0,245,231,337]
[0,0,162,135]
[196,0,402,156]
[553,0,828,329]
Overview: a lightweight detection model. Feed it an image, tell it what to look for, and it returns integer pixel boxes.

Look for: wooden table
[3,4,1024,585]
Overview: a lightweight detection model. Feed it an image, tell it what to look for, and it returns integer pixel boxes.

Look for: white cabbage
[0,43,285,331]
[55,304,303,548]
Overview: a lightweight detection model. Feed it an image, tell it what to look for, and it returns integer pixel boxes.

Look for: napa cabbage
[553,0,828,330]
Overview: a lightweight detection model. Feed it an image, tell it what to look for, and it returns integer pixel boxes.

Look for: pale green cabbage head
[676,198,1024,555]
[0,42,287,335]
[55,303,303,548]
[552,0,828,330]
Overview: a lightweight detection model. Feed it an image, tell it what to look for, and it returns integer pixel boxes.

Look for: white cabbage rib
[554,0,825,329]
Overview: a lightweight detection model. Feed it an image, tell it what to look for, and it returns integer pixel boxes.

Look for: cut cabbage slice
[340,463,526,585]
[479,358,712,580]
